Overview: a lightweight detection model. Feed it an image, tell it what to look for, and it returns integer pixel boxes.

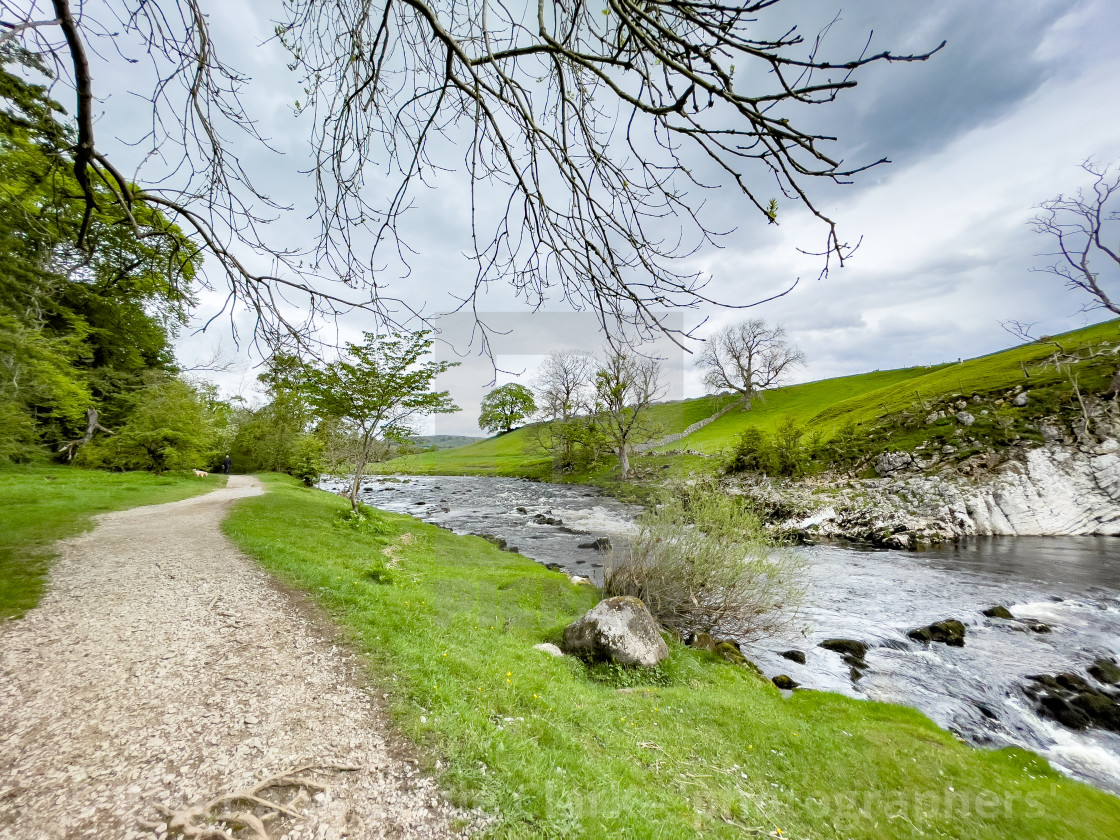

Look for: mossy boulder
[772,675,799,690]
[780,650,807,665]
[687,632,718,653]
[818,639,868,661]
[562,596,669,668]
[908,619,966,647]
[982,605,1014,620]
[1089,658,1120,685]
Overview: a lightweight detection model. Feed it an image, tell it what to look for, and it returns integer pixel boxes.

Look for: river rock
[772,675,799,690]
[578,537,613,551]
[561,596,668,667]
[908,619,966,647]
[1090,658,1120,685]
[818,639,868,661]
[533,513,564,526]
[1024,672,1120,733]
[983,605,1015,620]
[780,650,807,665]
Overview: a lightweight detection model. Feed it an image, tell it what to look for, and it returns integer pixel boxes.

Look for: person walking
[223,454,232,475]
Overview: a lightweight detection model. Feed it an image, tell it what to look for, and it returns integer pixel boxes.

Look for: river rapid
[322,474,1120,796]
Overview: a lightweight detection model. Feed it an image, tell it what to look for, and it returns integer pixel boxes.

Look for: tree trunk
[617,445,630,479]
[58,406,112,460]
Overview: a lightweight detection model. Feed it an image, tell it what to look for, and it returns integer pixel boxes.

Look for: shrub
[771,414,807,477]
[725,427,773,474]
[604,482,805,641]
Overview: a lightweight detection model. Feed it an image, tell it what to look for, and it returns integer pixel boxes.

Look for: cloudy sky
[71,0,1120,435]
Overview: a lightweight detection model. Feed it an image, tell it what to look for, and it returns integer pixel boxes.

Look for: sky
[61,0,1120,435]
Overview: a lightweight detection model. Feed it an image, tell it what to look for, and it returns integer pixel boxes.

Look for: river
[321,474,1120,796]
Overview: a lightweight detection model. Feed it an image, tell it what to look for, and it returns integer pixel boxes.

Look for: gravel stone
[0,477,484,839]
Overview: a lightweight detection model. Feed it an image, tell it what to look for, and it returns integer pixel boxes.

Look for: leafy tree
[478,383,536,435]
[303,331,459,510]
[0,54,199,462]
[699,320,806,409]
[77,377,213,474]
[593,348,664,479]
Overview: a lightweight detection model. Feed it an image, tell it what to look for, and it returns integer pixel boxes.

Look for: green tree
[78,377,213,474]
[0,54,199,462]
[304,331,459,510]
[478,383,536,434]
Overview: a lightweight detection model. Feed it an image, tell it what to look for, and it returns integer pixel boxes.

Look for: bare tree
[593,346,665,479]
[1032,161,1120,316]
[699,319,805,408]
[533,351,596,422]
[1031,161,1120,394]
[2,1,942,347]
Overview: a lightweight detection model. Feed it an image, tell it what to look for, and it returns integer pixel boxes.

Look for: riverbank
[224,474,1120,837]
[0,465,226,620]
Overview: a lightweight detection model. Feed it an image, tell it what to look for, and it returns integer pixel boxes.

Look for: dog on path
[192,469,208,478]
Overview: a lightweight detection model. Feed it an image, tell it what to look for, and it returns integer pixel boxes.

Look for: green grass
[663,367,940,454]
[383,319,1120,481]
[225,475,1120,838]
[0,464,226,619]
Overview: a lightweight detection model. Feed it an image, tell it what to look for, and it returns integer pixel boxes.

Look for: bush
[771,414,807,477]
[604,482,804,641]
[725,427,773,474]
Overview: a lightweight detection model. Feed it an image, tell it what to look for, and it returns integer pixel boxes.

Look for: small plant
[605,481,804,642]
[335,505,389,536]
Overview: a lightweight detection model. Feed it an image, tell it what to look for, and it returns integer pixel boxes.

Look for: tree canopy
[0,54,202,463]
[699,319,805,409]
[303,331,459,508]
[478,383,536,435]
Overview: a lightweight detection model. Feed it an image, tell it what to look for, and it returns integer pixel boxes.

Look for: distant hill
[383,319,1120,480]
[415,434,485,451]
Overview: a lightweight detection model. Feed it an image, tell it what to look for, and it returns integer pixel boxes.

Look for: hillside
[381,319,1120,481]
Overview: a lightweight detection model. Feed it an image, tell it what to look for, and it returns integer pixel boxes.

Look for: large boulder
[562,596,669,667]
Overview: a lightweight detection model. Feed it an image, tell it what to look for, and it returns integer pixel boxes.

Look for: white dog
[193,469,208,478]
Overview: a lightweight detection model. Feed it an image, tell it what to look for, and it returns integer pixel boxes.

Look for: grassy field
[383,319,1120,481]
[225,475,1120,838]
[0,465,226,620]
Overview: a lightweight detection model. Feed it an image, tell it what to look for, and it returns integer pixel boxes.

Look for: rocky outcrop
[561,596,669,667]
[760,438,1120,546]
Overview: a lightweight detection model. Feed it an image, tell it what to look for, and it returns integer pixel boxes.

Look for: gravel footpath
[0,476,479,840]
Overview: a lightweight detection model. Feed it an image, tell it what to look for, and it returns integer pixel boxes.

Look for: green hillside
[663,367,940,454]
[382,319,1120,480]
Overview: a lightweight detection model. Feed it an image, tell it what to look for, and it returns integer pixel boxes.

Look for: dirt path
[0,476,474,840]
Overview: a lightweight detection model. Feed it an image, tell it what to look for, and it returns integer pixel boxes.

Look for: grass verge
[224,475,1120,838]
[0,464,226,620]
